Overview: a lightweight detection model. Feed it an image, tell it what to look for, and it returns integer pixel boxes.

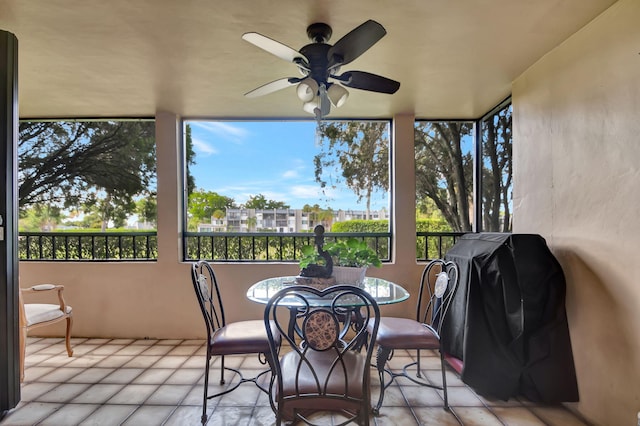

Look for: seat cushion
[25,304,72,327]
[371,317,440,350]
[278,349,367,415]
[210,319,274,355]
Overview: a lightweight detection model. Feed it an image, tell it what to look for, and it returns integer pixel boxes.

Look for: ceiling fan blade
[242,32,308,64]
[338,71,400,94]
[244,77,298,98]
[327,20,386,67]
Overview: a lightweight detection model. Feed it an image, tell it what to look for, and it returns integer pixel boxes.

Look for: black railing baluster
[265,236,269,261]
[133,235,137,259]
[252,236,256,260]
[415,231,467,261]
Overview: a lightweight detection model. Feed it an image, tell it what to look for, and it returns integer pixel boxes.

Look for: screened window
[183,119,391,262]
[480,102,513,232]
[414,121,474,260]
[18,120,157,260]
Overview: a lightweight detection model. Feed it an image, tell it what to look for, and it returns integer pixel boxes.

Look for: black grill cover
[443,233,579,402]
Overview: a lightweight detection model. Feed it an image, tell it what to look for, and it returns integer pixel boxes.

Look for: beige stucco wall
[18,113,424,340]
[512,0,640,424]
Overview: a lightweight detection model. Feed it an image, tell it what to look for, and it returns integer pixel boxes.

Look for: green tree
[243,194,289,210]
[135,197,157,228]
[212,209,225,220]
[184,124,196,197]
[302,204,321,227]
[188,190,236,223]
[481,105,512,232]
[82,192,136,231]
[19,204,63,231]
[246,216,257,232]
[314,121,389,219]
[414,122,473,232]
[317,208,334,230]
[302,204,334,229]
[18,120,156,223]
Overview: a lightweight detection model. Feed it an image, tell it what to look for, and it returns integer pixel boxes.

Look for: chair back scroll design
[191,261,226,339]
[416,259,459,334]
[264,284,380,426]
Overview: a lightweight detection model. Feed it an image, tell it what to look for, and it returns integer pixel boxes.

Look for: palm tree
[246,216,257,232]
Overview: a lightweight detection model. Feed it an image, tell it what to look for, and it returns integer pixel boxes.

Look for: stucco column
[392,114,416,265]
[154,111,181,264]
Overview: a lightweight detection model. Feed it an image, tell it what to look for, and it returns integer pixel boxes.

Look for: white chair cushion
[24,303,72,326]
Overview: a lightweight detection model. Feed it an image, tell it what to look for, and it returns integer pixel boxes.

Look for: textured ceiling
[0,0,617,119]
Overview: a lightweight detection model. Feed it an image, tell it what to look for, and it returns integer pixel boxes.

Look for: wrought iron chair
[264,284,380,426]
[190,261,278,425]
[367,259,459,415]
[19,284,73,382]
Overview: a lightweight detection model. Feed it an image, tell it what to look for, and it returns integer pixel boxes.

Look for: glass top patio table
[246,276,410,307]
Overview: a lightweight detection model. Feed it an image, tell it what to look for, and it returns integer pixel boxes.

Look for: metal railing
[18,230,466,262]
[183,231,392,262]
[416,231,467,261]
[19,232,158,261]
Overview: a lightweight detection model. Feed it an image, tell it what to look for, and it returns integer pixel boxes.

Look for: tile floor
[0,337,590,426]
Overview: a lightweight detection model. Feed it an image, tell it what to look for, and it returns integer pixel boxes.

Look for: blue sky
[186,120,389,211]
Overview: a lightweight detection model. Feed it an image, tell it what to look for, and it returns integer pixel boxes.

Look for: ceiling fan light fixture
[296,77,318,102]
[327,84,349,107]
[302,96,320,115]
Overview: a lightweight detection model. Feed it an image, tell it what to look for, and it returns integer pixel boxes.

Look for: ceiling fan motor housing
[306,23,332,43]
[299,43,333,87]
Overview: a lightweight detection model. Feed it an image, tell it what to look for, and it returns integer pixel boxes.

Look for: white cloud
[282,159,307,179]
[190,121,249,143]
[289,185,322,199]
[192,137,218,156]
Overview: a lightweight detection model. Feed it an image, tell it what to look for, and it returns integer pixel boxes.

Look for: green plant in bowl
[300,238,382,269]
[299,244,328,269]
[324,238,382,268]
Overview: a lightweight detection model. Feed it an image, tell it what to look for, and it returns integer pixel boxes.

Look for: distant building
[196,208,389,233]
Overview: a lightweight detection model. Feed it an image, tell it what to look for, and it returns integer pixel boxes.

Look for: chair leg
[372,345,393,415]
[219,355,226,385]
[440,351,449,410]
[202,353,211,425]
[19,327,27,382]
[65,316,74,357]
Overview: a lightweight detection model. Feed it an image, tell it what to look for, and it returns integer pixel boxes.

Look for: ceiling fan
[242,20,400,119]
